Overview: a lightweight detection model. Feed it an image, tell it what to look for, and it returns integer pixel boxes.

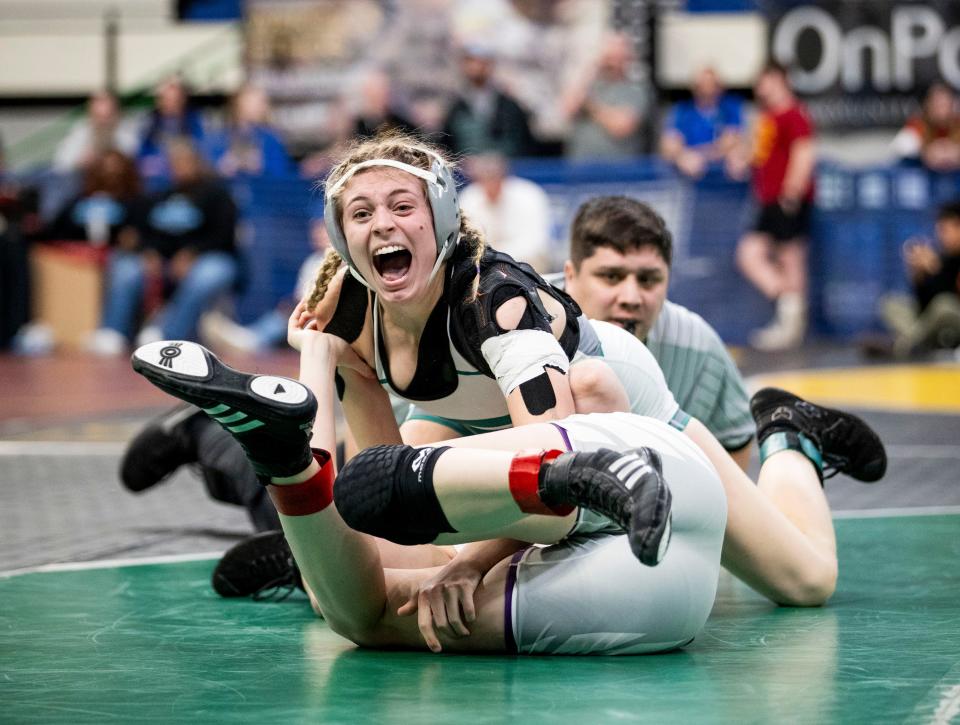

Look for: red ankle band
[508,449,573,516]
[268,449,335,516]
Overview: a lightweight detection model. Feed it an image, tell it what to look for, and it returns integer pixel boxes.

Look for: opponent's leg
[684,388,886,605]
[688,420,838,605]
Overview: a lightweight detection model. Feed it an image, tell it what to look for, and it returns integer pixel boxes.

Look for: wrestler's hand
[397,559,483,653]
[287,299,320,351]
[290,304,375,380]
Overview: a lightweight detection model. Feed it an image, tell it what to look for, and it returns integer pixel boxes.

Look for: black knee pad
[333,444,456,545]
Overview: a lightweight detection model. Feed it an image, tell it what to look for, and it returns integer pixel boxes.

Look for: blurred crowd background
[2,0,960,360]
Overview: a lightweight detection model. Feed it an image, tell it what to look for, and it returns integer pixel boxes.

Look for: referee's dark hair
[568,196,673,269]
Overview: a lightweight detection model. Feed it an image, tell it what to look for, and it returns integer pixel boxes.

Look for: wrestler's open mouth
[373,245,412,282]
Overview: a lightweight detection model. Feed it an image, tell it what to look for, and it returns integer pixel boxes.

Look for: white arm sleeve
[480,329,570,398]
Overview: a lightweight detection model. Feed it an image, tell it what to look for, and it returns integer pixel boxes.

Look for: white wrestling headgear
[323,148,461,286]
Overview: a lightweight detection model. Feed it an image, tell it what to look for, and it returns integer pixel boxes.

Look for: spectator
[560,31,649,161]
[458,153,553,271]
[352,69,417,140]
[53,90,139,173]
[207,84,294,178]
[86,139,239,355]
[891,82,960,172]
[0,137,49,354]
[440,43,534,157]
[136,75,206,180]
[878,201,960,358]
[200,220,329,355]
[735,62,816,351]
[41,150,144,249]
[660,66,747,180]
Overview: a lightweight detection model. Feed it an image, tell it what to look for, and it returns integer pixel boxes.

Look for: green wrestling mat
[4,515,959,724]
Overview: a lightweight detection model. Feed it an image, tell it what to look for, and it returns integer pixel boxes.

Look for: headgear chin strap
[323,150,461,287]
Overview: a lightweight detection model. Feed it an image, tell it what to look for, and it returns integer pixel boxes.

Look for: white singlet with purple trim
[504,412,726,655]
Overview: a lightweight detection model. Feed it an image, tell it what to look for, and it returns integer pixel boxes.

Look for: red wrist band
[508,449,573,516]
[268,449,335,516]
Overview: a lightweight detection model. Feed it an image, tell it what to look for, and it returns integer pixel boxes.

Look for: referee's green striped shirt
[645,300,754,451]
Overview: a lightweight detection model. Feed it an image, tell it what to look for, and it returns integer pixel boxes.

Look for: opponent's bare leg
[685,386,885,606]
[685,420,836,605]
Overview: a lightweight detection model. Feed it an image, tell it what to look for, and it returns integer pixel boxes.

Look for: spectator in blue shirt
[208,84,294,178]
[137,75,206,181]
[660,67,746,180]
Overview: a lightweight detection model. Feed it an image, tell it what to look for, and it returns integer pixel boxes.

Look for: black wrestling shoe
[751,387,887,482]
[540,447,672,566]
[131,341,317,478]
[120,403,203,492]
[212,530,303,601]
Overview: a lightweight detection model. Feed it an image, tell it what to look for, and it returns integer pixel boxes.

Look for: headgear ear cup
[323,151,462,285]
[426,155,461,262]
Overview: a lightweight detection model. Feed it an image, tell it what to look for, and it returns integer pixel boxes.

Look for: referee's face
[564,245,669,340]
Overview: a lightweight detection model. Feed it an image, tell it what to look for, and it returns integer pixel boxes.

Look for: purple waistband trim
[503,546,530,654]
[550,422,572,451]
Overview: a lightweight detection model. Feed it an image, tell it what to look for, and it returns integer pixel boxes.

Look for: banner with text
[764,0,960,129]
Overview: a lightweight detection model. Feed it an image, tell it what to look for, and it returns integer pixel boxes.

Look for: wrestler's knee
[333,444,456,544]
[774,557,838,607]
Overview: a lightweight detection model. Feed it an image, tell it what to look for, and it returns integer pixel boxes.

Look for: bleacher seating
[32,158,957,345]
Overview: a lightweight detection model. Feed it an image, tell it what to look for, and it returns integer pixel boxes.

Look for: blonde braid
[306,247,343,312]
[458,214,487,301]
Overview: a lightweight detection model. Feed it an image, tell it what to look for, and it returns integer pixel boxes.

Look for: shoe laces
[573,467,630,526]
[251,577,299,602]
[246,551,300,602]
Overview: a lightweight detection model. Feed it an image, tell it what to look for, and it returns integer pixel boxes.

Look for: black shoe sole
[132,341,317,429]
[751,387,887,482]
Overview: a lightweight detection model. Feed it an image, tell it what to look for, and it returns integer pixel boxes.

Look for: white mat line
[833,505,960,519]
[0,551,223,579]
[0,441,127,456]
